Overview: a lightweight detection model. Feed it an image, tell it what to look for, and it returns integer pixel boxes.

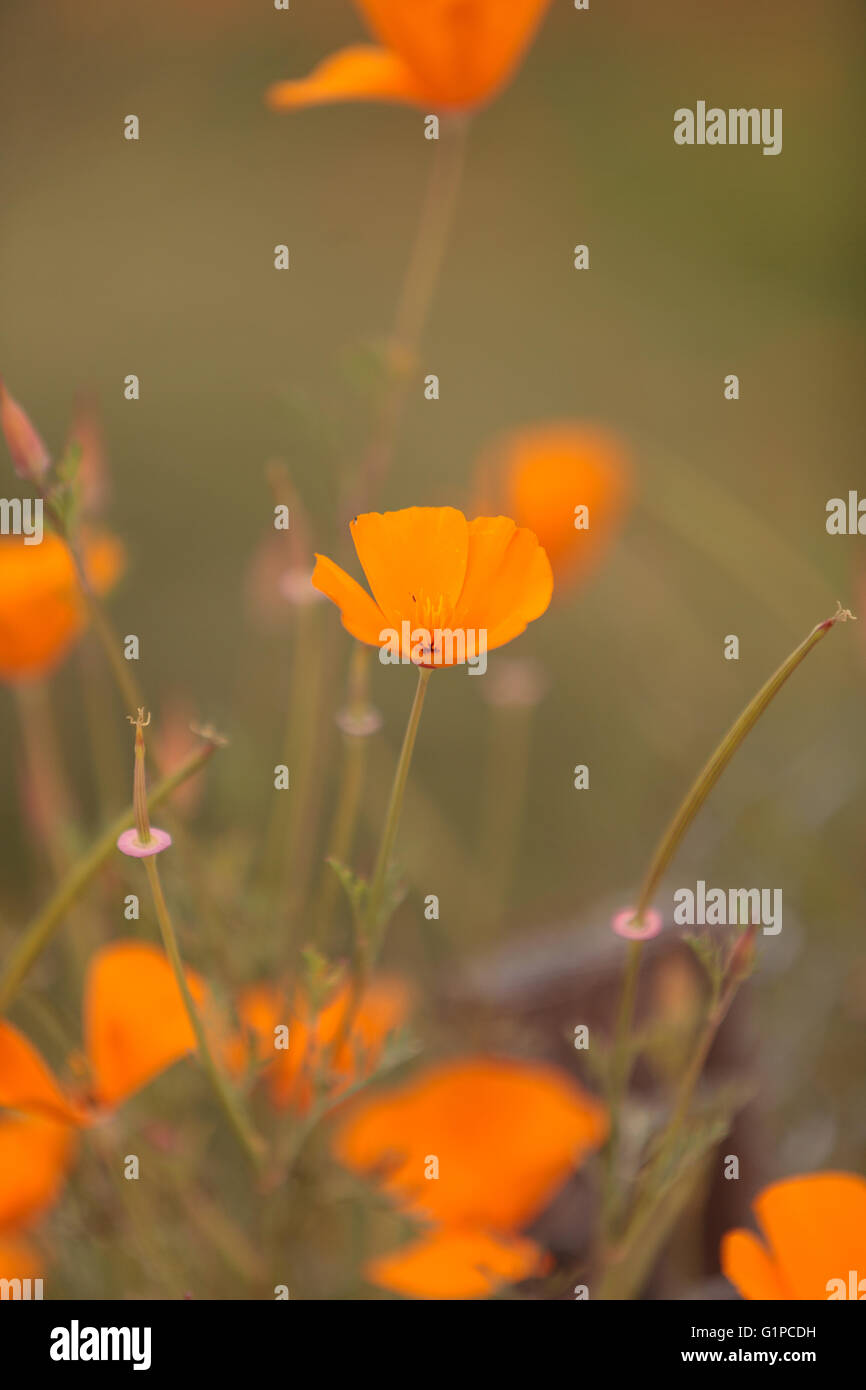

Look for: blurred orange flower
[313,506,553,664]
[0,941,210,1234]
[267,0,551,114]
[333,1056,607,1298]
[721,1172,866,1300]
[366,1226,547,1301]
[0,1114,78,1233]
[229,975,411,1115]
[475,423,631,593]
[0,531,124,683]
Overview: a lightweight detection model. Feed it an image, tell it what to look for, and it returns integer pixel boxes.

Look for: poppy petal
[0,1114,77,1230]
[721,1227,791,1300]
[311,553,388,646]
[453,518,552,651]
[754,1173,866,1300]
[0,1234,43,1282]
[0,1022,84,1125]
[357,0,552,109]
[365,1226,546,1300]
[350,507,469,626]
[266,45,427,111]
[334,1056,608,1230]
[84,941,205,1109]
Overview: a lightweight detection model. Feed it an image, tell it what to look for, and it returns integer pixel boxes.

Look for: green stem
[364,665,432,950]
[599,605,854,1289]
[314,645,377,939]
[632,605,853,924]
[0,740,221,1014]
[143,855,266,1173]
[350,118,469,511]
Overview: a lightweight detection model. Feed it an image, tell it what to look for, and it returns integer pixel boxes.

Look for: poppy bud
[0,378,51,483]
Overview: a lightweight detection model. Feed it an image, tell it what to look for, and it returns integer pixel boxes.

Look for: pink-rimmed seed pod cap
[612,906,663,941]
[117,827,172,858]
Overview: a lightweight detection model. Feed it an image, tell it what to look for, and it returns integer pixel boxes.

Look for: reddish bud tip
[0,378,51,483]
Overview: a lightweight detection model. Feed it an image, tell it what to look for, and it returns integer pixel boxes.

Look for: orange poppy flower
[0,1113,78,1232]
[82,941,208,1110]
[366,1225,547,1300]
[267,0,551,114]
[0,1233,43,1282]
[721,1172,866,1300]
[0,531,124,683]
[312,507,553,665]
[230,975,411,1114]
[475,424,631,592]
[333,1056,608,1230]
[0,941,210,1231]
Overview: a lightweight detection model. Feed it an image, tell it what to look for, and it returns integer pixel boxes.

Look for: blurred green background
[1,0,864,1249]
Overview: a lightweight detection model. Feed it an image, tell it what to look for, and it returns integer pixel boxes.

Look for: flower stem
[365,665,432,951]
[600,604,855,1283]
[632,604,855,925]
[142,854,266,1172]
[351,118,469,511]
[0,739,221,1014]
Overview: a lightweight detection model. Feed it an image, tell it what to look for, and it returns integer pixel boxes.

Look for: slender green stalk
[0,740,221,1014]
[631,605,854,925]
[351,118,470,511]
[314,644,378,939]
[600,605,855,1290]
[142,855,266,1172]
[365,665,432,949]
[599,935,755,1300]
[329,665,432,1061]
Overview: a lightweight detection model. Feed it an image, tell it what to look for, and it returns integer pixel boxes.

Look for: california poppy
[229,974,411,1114]
[474,424,631,593]
[312,507,552,665]
[334,1056,608,1230]
[0,1113,77,1232]
[365,1225,547,1300]
[0,531,124,683]
[267,0,552,114]
[0,941,210,1231]
[721,1172,866,1300]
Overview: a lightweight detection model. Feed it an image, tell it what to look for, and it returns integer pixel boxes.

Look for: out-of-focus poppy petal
[351,508,470,628]
[0,1114,77,1230]
[231,975,411,1115]
[366,1225,547,1300]
[721,1228,791,1300]
[84,942,206,1110]
[266,45,427,111]
[357,0,552,110]
[319,976,412,1089]
[334,1056,608,1230]
[0,1022,84,1125]
[0,531,124,683]
[0,1234,42,1282]
[755,1173,866,1300]
[493,424,631,592]
[311,554,388,646]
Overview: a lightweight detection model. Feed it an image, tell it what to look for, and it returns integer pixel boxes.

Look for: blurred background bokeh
[1,0,864,1297]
